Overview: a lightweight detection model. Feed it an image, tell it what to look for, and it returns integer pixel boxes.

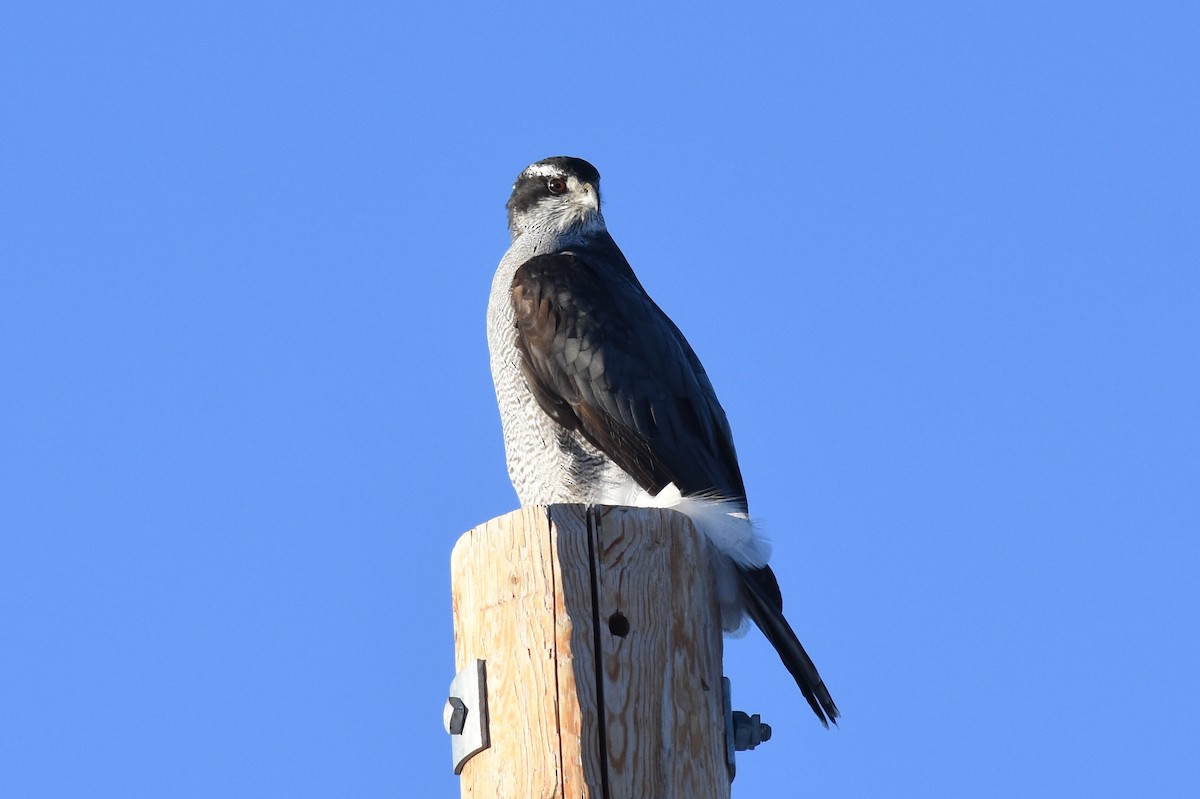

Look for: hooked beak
[577,181,599,211]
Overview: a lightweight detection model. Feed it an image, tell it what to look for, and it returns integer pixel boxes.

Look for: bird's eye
[547,177,568,195]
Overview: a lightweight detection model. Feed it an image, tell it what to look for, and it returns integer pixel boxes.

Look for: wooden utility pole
[448,504,730,799]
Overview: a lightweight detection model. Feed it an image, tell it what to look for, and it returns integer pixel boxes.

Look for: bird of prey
[487,156,839,726]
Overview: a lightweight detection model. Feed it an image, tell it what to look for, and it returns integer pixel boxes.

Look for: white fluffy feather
[599,479,771,567]
[596,478,770,633]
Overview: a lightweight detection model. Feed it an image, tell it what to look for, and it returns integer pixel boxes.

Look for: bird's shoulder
[509,248,674,377]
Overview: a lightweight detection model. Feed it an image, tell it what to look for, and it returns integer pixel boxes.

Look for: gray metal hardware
[732,710,772,750]
[723,676,736,779]
[723,676,772,781]
[445,659,490,774]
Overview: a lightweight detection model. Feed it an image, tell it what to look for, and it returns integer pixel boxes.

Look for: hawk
[486,156,838,725]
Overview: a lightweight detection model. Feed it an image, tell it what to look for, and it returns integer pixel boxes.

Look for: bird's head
[507,156,605,240]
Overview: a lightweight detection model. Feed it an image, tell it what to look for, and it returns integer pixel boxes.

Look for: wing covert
[510,252,747,505]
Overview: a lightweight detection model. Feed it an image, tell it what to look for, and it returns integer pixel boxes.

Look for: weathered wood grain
[451,506,566,798]
[549,505,600,798]
[590,506,728,799]
[450,505,729,799]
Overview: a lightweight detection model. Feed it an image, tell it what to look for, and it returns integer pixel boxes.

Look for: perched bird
[487,156,839,726]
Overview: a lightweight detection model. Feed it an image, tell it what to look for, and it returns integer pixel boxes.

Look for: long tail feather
[739,566,840,727]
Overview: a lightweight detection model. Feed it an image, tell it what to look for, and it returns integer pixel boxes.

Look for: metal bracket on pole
[723,676,737,780]
[723,676,773,781]
[445,659,490,775]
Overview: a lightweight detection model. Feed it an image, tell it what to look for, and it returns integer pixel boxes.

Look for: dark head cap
[521,156,600,185]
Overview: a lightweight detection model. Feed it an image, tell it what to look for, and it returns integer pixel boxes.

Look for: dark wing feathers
[511,252,747,504]
[511,250,840,727]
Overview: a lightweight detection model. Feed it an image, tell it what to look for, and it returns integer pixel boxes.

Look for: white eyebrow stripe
[522,163,565,178]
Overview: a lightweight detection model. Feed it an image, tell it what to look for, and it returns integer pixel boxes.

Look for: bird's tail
[739,565,840,727]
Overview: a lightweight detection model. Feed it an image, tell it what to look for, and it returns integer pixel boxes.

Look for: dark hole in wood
[607,611,630,637]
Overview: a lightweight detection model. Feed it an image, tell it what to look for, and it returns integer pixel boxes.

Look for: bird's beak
[578,182,599,210]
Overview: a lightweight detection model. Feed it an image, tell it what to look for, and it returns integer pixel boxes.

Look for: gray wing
[510,251,747,506]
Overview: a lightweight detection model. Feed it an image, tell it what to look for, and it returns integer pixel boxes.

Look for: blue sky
[2,2,1197,796]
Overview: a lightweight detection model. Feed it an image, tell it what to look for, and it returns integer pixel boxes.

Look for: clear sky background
[2,2,1197,797]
